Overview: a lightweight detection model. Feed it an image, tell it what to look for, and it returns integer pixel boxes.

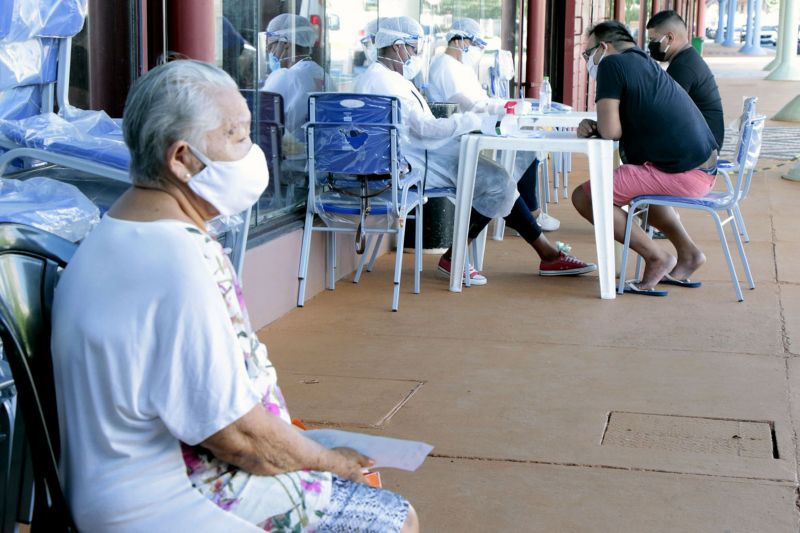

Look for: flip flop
[623,281,669,297]
[660,273,702,288]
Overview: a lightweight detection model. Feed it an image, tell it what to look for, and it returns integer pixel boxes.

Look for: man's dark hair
[646,10,687,30]
[587,21,636,46]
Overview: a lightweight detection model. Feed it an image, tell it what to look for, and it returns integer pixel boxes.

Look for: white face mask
[364,44,378,64]
[400,44,422,80]
[587,47,605,80]
[463,46,483,69]
[187,143,269,217]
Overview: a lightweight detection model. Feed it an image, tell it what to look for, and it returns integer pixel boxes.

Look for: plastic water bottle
[539,76,552,114]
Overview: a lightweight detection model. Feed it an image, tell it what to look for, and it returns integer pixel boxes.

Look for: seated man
[355,16,596,285]
[427,17,559,231]
[51,59,418,533]
[261,14,324,155]
[646,10,725,149]
[571,21,719,295]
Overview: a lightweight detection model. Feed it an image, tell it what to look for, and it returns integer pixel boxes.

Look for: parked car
[760,25,778,46]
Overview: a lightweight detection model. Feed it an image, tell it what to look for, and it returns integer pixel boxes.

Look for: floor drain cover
[601,411,777,459]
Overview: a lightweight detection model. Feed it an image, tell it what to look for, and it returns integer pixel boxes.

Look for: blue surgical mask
[268,53,281,72]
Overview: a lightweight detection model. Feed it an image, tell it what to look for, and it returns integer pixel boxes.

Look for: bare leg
[572,184,676,290]
[401,505,419,533]
[645,205,706,280]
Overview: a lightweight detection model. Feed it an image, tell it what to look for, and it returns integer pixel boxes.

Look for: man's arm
[596,98,622,140]
[201,404,372,481]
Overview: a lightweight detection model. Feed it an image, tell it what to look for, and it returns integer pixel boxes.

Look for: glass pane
[216,0,319,229]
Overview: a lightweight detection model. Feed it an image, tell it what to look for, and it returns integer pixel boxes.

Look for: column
[614,0,626,22]
[749,0,765,54]
[784,160,800,181]
[715,0,726,43]
[651,0,660,18]
[766,0,800,80]
[764,0,786,69]
[166,0,215,62]
[696,0,707,37]
[740,0,756,52]
[525,0,546,88]
[723,0,737,46]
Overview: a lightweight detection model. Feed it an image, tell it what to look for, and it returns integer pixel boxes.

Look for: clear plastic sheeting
[0,0,88,42]
[0,37,58,90]
[739,115,764,169]
[0,110,130,170]
[309,93,399,124]
[0,176,99,242]
[309,123,404,180]
[314,190,394,231]
[0,85,41,120]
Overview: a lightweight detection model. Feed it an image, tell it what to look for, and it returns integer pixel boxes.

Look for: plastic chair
[617,115,765,302]
[297,94,423,311]
[718,96,758,242]
[0,0,129,182]
[0,223,77,531]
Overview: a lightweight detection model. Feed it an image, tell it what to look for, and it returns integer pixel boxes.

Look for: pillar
[525,0,546,90]
[715,0,726,43]
[740,0,756,52]
[766,0,800,80]
[784,159,800,181]
[167,0,215,62]
[722,0,737,46]
[651,0,660,18]
[88,1,134,116]
[696,0,706,37]
[614,0,626,21]
[749,0,765,54]
[639,0,649,47]
[764,0,786,70]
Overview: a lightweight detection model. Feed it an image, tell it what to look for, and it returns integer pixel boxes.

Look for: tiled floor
[259,46,800,531]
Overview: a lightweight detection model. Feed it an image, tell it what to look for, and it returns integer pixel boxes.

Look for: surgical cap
[374,16,423,49]
[267,14,316,48]
[365,18,379,38]
[446,18,486,46]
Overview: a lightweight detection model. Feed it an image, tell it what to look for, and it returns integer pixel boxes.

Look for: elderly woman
[51,60,418,533]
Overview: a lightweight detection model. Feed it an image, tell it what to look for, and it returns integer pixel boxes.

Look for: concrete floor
[259,48,800,532]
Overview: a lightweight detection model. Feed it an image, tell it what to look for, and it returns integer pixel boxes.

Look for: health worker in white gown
[427,17,560,232]
[355,16,596,284]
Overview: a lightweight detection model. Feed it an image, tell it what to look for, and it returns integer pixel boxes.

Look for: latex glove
[479,113,500,136]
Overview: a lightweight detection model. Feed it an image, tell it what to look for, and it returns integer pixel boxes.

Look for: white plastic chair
[617,115,765,302]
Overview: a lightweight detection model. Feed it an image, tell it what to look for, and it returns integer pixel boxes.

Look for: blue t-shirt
[595,47,718,173]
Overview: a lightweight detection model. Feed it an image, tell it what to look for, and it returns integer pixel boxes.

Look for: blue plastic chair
[617,115,765,302]
[0,0,130,182]
[718,96,758,242]
[297,93,423,311]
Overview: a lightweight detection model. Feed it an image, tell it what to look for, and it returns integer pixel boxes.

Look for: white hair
[122,60,237,186]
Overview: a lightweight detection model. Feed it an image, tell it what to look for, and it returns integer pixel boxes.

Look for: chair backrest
[737,96,758,200]
[0,0,87,120]
[732,115,765,203]
[0,223,77,530]
[241,89,283,188]
[308,93,401,125]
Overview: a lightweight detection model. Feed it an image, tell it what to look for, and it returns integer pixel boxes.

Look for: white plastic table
[451,131,617,299]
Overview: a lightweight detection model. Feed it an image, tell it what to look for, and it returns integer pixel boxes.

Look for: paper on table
[304,429,434,471]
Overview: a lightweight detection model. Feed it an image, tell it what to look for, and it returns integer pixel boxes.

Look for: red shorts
[582,162,717,206]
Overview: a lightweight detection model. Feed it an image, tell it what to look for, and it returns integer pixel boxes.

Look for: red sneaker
[539,252,597,276]
[437,256,488,285]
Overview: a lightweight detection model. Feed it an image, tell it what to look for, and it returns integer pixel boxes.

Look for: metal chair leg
[734,205,750,242]
[712,211,744,301]
[297,210,315,307]
[392,223,407,311]
[729,209,755,290]
[367,234,383,272]
[617,204,638,294]
[353,235,374,284]
[414,201,422,294]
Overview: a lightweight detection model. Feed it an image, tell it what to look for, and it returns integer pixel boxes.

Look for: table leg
[587,141,616,299]
[450,136,480,292]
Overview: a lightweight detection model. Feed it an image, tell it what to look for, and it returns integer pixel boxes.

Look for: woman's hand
[577,119,598,138]
[329,447,375,483]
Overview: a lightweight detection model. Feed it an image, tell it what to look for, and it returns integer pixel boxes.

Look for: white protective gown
[428,52,537,182]
[262,59,324,147]
[354,61,517,219]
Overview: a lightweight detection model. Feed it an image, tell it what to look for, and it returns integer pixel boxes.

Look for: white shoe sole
[436,265,488,285]
[539,264,598,276]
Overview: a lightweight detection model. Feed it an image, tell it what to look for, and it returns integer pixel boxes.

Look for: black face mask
[648,37,669,62]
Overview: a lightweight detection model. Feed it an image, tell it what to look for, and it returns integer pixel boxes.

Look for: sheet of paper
[304,429,433,471]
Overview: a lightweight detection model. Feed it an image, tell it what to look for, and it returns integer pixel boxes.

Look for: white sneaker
[537,212,560,232]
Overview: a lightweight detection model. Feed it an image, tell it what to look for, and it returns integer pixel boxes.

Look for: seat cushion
[634,190,735,209]
[0,109,129,171]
